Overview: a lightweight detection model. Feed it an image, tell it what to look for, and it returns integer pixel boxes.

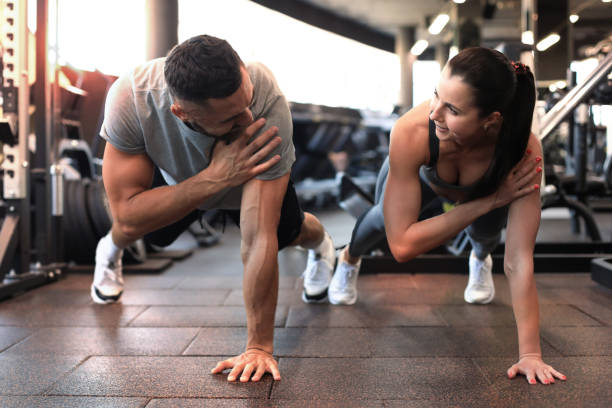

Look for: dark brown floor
[1,209,612,407]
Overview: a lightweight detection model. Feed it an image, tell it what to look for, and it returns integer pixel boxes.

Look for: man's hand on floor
[211,348,281,382]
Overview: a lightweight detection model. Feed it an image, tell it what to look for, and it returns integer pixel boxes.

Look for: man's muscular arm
[104,118,281,244]
[211,173,289,382]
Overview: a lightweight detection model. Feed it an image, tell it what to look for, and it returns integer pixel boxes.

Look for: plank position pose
[330,47,566,385]
[90,35,336,382]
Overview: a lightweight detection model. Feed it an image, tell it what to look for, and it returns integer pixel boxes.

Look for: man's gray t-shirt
[100,58,295,210]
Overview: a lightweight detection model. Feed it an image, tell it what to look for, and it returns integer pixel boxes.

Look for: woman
[328,47,566,385]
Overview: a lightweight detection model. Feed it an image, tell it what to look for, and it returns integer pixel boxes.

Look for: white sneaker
[328,256,361,305]
[301,232,335,303]
[464,250,495,304]
[91,238,124,304]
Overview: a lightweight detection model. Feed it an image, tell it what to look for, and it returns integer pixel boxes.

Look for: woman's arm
[504,135,566,384]
[383,115,540,263]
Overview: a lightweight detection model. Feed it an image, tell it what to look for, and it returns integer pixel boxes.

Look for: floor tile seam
[179,328,204,355]
[220,288,234,306]
[282,325,450,329]
[124,305,154,327]
[129,324,253,328]
[567,303,609,326]
[168,276,187,290]
[468,356,496,387]
[0,328,38,354]
[39,355,93,396]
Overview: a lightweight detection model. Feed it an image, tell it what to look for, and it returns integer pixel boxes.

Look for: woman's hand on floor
[507,355,567,385]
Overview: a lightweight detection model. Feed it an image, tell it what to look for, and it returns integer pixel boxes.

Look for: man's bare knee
[291,212,324,249]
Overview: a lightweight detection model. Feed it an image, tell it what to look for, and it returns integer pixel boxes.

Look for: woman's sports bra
[419,120,481,202]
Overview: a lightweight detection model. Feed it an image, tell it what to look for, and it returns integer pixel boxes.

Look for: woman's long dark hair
[447,47,536,199]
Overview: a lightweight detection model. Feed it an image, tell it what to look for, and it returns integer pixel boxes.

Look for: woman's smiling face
[429,66,491,146]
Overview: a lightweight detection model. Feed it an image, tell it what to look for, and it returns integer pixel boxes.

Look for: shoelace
[303,260,325,284]
[102,261,121,282]
[470,259,489,286]
[339,265,355,288]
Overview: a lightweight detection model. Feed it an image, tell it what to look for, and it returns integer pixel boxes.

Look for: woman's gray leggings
[348,157,508,260]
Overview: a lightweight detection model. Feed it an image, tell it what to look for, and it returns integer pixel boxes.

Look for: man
[91,35,336,382]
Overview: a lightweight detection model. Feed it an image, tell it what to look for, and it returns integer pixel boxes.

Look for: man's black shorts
[144,168,305,250]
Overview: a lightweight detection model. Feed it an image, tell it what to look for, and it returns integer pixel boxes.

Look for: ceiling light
[569,14,579,23]
[602,0,611,3]
[453,0,466,4]
[521,30,534,45]
[536,33,560,51]
[410,39,429,56]
[428,14,450,35]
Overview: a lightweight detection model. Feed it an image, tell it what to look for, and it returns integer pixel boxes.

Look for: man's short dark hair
[164,35,244,103]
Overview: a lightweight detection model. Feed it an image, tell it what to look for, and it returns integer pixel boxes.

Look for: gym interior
[1,0,611,406]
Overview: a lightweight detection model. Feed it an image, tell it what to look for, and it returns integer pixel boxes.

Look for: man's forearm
[241,234,279,353]
[114,169,229,240]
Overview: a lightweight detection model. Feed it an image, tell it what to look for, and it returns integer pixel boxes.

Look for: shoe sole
[90,285,123,304]
[463,288,495,304]
[329,295,357,305]
[301,289,329,304]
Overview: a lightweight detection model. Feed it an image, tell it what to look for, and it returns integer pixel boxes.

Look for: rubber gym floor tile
[365,327,558,358]
[433,304,517,327]
[0,354,86,395]
[383,399,521,408]
[120,289,231,306]
[0,288,93,307]
[285,304,444,327]
[174,275,298,290]
[572,301,612,325]
[49,356,271,398]
[0,396,148,408]
[367,327,463,357]
[357,274,417,289]
[536,285,612,304]
[223,288,303,306]
[273,328,374,357]
[128,305,288,327]
[0,326,32,352]
[409,274,474,290]
[1,327,199,356]
[357,287,468,305]
[123,276,186,290]
[534,273,596,289]
[271,357,489,401]
[472,357,612,404]
[0,304,147,327]
[145,399,384,407]
[538,304,603,326]
[541,326,612,355]
[182,327,247,356]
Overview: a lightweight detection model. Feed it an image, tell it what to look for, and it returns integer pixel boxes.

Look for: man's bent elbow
[115,219,143,242]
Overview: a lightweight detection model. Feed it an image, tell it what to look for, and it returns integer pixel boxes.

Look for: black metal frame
[0,0,62,301]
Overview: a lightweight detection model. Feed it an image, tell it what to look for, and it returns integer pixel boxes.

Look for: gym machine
[0,0,61,300]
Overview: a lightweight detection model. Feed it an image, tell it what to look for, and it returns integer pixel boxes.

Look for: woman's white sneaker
[328,258,361,305]
[464,250,495,304]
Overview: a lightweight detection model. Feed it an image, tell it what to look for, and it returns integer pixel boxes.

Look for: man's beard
[185,120,244,145]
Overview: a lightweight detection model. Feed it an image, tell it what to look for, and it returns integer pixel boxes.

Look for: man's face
[173,66,254,139]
